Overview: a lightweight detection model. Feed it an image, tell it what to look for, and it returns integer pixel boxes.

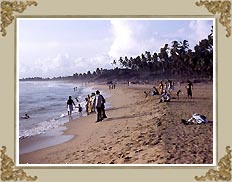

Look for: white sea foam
[19,118,68,139]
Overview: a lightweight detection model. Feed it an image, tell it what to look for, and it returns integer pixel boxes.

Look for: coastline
[19,82,213,165]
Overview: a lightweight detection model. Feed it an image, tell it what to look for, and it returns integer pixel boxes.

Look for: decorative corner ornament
[196,0,231,38]
[0,146,37,181]
[195,146,232,181]
[0,0,37,37]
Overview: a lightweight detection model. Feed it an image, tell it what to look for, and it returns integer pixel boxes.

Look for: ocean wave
[19,104,87,139]
[19,117,69,139]
[19,81,96,139]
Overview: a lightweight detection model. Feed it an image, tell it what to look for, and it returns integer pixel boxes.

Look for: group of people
[151,79,193,103]
[157,80,175,95]
[108,81,116,89]
[73,87,78,92]
[156,80,174,103]
[66,90,107,122]
[108,83,116,89]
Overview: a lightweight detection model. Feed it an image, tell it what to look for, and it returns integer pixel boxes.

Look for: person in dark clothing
[77,103,82,116]
[101,96,107,119]
[67,96,76,116]
[94,90,107,122]
[186,80,193,99]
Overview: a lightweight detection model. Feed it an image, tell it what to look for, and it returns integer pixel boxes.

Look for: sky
[17,18,213,78]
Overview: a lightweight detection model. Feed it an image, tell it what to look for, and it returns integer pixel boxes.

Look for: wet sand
[19,82,214,165]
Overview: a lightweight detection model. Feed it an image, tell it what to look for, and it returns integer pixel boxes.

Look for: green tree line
[113,27,213,80]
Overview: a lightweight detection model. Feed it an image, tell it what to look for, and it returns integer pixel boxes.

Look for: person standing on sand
[186,80,193,99]
[101,96,107,119]
[168,80,174,94]
[91,93,96,112]
[94,90,106,122]
[77,103,82,116]
[85,95,92,115]
[87,95,92,114]
[67,96,76,116]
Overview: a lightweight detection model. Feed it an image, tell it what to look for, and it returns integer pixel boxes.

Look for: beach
[19,82,213,165]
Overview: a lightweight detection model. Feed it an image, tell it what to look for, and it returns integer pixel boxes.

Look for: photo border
[15,16,217,168]
[0,0,231,181]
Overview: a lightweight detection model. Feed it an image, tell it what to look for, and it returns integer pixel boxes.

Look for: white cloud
[109,20,137,58]
[189,20,211,41]
[19,53,113,78]
[161,20,212,50]
[108,20,170,60]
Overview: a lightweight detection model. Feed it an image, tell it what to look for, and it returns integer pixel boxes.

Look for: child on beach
[67,96,76,116]
[77,103,83,116]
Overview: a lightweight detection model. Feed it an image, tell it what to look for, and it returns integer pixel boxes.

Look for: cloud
[19,53,113,78]
[160,20,212,50]
[109,20,137,58]
[189,20,211,41]
[108,20,170,60]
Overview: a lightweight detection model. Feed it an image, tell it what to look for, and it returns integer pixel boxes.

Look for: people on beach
[91,93,96,112]
[67,96,76,116]
[94,90,107,122]
[77,103,83,116]
[158,81,164,95]
[85,98,88,113]
[159,90,171,103]
[75,97,79,103]
[101,100,107,119]
[181,113,208,125]
[108,82,116,89]
[186,80,193,99]
[168,80,174,93]
[153,86,159,95]
[85,95,92,115]
[176,90,182,99]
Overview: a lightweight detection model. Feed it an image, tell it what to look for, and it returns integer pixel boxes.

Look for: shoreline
[19,82,113,155]
[19,82,213,165]
[19,126,74,155]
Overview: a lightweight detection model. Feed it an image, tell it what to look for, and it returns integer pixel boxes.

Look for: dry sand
[19,82,213,164]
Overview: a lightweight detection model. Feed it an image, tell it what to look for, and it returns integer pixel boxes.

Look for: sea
[18,81,104,154]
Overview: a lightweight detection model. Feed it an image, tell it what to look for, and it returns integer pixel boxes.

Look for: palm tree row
[113,27,213,80]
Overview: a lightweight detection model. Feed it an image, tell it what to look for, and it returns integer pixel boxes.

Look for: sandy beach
[19,82,213,165]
